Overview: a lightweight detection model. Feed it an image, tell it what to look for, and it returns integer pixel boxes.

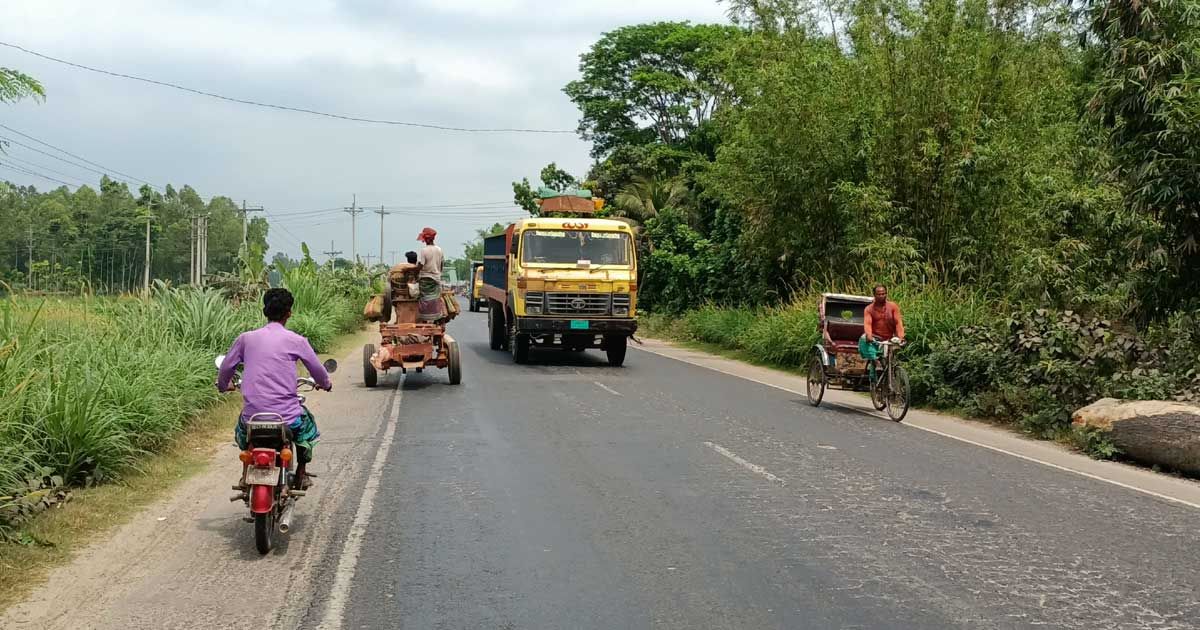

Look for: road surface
[4,306,1200,629]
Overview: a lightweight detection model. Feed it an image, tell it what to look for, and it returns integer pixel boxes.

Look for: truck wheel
[446,339,462,385]
[605,335,628,367]
[510,327,530,364]
[488,304,505,350]
[363,343,378,388]
[469,298,478,313]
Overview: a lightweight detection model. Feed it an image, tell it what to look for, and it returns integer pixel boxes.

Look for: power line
[0,40,576,134]
[0,123,158,187]
[0,161,77,187]
[0,151,92,185]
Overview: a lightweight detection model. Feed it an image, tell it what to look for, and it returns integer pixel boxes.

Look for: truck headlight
[611,293,631,317]
[612,306,629,316]
[527,305,543,315]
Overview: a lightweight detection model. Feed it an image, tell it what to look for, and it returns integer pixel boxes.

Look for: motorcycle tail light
[239,451,252,464]
[253,451,273,467]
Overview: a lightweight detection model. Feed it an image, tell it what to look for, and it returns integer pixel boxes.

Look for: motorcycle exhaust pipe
[278,503,295,534]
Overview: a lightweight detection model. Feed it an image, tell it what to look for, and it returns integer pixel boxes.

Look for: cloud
[0,0,729,258]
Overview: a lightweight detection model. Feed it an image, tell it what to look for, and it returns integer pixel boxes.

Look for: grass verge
[0,395,239,612]
[0,327,366,614]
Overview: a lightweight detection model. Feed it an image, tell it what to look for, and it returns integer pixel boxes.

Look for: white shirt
[416,244,444,280]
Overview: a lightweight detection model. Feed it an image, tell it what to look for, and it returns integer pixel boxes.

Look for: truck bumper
[516,317,638,335]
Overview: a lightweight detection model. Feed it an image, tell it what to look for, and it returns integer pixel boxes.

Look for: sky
[0,0,728,263]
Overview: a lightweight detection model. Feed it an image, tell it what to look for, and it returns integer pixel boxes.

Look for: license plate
[569,320,589,330]
[245,467,279,486]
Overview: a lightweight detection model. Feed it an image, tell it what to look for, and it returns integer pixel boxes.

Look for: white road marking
[704,441,787,486]
[316,382,403,630]
[594,381,623,396]
[637,344,1200,512]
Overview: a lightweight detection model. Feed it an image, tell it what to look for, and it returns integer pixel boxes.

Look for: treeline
[0,177,268,293]
[527,0,1200,445]
[547,0,1198,320]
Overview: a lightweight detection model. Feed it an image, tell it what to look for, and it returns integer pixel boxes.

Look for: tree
[512,163,581,214]
[0,67,43,105]
[1090,0,1200,305]
[564,22,743,158]
[613,175,688,224]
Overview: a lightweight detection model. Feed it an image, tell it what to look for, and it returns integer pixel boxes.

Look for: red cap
[417,227,437,241]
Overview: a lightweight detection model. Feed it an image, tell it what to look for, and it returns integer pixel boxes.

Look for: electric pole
[189,214,197,285]
[240,200,264,249]
[374,204,390,269]
[343,194,363,265]
[142,210,152,293]
[323,240,343,269]
[27,224,33,287]
[389,249,401,265]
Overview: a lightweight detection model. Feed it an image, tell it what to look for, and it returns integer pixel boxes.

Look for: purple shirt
[217,322,332,421]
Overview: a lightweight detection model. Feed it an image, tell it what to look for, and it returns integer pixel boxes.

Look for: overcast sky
[0,0,728,263]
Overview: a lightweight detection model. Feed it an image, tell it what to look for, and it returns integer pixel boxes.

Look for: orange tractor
[362,262,461,387]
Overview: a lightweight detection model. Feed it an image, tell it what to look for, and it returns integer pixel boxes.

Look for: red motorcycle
[216,355,337,554]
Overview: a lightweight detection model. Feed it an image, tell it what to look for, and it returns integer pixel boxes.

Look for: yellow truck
[481,212,637,365]
[468,261,485,312]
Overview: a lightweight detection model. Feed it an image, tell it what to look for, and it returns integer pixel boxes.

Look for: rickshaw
[806,293,910,421]
[363,262,462,387]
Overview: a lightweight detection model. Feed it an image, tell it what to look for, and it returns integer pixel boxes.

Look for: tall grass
[0,276,366,532]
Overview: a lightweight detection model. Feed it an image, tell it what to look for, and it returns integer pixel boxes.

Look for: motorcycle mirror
[214,355,226,369]
[323,358,338,374]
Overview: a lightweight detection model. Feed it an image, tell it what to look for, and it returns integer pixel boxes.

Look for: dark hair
[405,251,418,264]
[263,288,294,322]
[873,284,887,294]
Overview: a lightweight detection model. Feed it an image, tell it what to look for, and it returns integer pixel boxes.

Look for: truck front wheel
[488,302,505,350]
[510,325,530,364]
[605,335,628,367]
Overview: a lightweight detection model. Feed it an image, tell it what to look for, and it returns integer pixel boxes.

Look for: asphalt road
[5,306,1199,630]
[313,309,1200,630]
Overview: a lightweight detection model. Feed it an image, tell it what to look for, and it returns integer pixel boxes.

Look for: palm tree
[613,176,688,224]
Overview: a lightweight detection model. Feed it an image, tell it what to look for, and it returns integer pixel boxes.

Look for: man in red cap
[415,227,446,321]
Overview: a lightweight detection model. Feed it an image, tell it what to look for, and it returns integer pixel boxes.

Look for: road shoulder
[635,336,1200,510]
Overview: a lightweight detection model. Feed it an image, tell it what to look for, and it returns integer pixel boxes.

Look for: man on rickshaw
[858,284,905,382]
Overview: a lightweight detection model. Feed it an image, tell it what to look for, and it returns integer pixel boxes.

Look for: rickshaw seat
[825,320,864,343]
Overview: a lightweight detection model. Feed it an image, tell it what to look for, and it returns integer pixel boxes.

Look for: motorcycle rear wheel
[255,512,273,555]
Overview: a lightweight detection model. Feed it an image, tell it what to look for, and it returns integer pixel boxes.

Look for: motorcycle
[215,354,338,554]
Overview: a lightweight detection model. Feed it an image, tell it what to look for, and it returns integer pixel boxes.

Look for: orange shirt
[864,301,904,340]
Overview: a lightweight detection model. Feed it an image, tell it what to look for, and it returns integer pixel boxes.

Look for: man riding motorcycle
[217,288,332,489]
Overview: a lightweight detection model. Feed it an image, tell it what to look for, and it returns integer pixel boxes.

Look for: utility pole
[343,194,363,265]
[240,200,264,249]
[189,214,196,285]
[374,204,390,269]
[322,240,343,269]
[142,210,152,292]
[363,254,375,267]
[389,249,401,265]
[27,224,33,287]
[199,214,209,287]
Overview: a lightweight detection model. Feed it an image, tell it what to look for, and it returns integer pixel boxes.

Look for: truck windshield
[522,230,630,265]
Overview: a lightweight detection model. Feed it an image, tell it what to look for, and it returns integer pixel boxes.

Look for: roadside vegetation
[0,248,372,541]
[534,0,1200,454]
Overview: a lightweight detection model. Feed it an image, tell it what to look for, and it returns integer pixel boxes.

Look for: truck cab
[468,261,485,312]
[481,216,637,365]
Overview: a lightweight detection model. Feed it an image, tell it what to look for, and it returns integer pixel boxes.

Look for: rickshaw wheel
[885,366,910,422]
[363,343,378,388]
[446,339,462,385]
[806,354,826,406]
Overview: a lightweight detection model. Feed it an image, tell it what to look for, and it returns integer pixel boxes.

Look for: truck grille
[546,292,611,316]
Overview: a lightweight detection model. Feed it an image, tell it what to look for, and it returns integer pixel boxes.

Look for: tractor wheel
[363,343,378,388]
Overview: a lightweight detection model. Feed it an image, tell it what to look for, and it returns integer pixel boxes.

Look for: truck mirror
[509,235,519,255]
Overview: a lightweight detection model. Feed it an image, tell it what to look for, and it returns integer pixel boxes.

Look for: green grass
[0,281,366,538]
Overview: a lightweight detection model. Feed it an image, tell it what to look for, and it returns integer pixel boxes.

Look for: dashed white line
[704,441,787,486]
[594,381,623,397]
[317,381,403,630]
